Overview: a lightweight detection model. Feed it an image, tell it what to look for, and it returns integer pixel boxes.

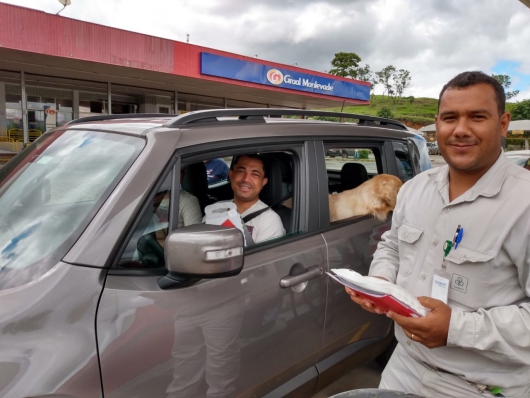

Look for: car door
[315,139,403,381]
[96,140,328,398]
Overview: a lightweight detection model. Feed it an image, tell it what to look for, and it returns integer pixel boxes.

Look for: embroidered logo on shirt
[451,273,468,293]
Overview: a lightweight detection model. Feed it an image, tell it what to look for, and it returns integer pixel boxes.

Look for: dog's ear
[370,176,402,220]
[375,177,401,208]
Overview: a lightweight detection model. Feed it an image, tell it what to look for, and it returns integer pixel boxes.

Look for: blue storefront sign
[200,52,370,102]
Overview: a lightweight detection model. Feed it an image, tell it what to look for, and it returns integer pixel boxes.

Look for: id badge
[432,266,450,304]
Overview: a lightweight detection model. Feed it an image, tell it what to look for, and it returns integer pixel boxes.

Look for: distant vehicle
[506,150,530,171]
[326,148,344,158]
[428,142,440,155]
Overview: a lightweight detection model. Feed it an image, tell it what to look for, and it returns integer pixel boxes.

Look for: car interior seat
[340,163,369,192]
[181,162,216,214]
[259,155,292,232]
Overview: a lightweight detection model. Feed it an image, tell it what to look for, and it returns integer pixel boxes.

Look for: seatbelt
[242,192,292,224]
[242,207,270,223]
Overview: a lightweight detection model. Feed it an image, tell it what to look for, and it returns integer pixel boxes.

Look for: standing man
[346,72,530,397]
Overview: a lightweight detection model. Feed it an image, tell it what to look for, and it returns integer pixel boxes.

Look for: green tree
[375,65,396,97]
[492,74,520,100]
[389,69,412,110]
[329,52,362,78]
[356,64,375,97]
[377,107,395,119]
[511,99,530,120]
[356,64,372,81]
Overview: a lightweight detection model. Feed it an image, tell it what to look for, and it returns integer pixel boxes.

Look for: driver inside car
[137,169,202,267]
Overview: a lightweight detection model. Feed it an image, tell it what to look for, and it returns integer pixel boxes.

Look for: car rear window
[0,129,144,289]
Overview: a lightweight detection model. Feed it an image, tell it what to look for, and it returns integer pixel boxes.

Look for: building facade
[0,2,370,149]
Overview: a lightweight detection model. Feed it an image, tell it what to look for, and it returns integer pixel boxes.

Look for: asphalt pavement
[429,155,446,168]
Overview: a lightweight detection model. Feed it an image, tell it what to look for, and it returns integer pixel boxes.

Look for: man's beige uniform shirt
[370,153,530,389]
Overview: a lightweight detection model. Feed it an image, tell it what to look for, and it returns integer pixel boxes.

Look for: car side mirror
[157,224,244,289]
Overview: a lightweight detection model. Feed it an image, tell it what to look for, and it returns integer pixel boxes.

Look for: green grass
[320,95,519,128]
[321,95,438,126]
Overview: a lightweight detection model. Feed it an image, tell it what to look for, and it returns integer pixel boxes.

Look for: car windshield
[0,129,144,289]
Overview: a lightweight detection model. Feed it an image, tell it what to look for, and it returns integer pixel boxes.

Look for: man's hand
[345,276,388,315]
[387,296,451,349]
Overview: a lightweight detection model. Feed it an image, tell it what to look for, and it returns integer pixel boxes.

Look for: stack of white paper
[329,268,428,317]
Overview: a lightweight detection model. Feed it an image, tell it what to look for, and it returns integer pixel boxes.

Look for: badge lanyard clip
[432,225,464,304]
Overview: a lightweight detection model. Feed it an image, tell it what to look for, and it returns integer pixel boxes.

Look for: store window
[79,100,106,118]
[6,93,22,130]
[5,85,74,134]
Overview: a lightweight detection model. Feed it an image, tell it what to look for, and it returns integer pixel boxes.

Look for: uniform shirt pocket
[445,246,495,310]
[397,223,424,276]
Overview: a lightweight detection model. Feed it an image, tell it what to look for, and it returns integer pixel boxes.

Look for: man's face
[435,84,510,173]
[229,156,268,203]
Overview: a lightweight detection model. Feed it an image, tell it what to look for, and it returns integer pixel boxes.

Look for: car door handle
[279,266,323,289]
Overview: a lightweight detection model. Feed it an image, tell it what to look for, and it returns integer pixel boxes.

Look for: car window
[392,141,414,182]
[325,146,381,196]
[118,172,173,269]
[324,144,403,224]
[0,130,144,288]
[117,150,303,270]
[204,156,232,186]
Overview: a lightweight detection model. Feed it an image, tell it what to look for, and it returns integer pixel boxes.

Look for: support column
[73,90,80,120]
[185,101,191,112]
[224,97,228,109]
[0,82,6,135]
[21,71,28,145]
[174,91,178,114]
[107,82,112,115]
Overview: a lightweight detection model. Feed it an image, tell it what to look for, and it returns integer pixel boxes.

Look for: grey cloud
[2,0,530,99]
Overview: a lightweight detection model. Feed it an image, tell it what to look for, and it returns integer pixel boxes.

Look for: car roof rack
[66,113,177,125]
[163,108,408,130]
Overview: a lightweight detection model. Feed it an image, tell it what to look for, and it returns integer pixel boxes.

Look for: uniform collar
[429,152,509,205]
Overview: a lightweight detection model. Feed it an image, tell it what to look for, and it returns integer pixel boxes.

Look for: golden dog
[329,174,403,222]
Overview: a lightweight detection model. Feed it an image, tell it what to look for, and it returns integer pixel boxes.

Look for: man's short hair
[231,154,267,178]
[438,71,506,116]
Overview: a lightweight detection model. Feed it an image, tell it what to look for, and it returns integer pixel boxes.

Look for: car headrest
[260,157,284,206]
[182,162,208,200]
[341,163,368,191]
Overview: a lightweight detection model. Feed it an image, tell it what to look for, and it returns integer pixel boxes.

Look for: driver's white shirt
[240,200,285,244]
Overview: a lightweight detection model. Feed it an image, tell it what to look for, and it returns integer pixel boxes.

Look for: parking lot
[430,154,446,168]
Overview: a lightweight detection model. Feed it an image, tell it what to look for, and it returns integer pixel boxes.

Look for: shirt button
[421,274,426,281]
[407,341,411,346]
[444,208,449,213]
[432,241,438,247]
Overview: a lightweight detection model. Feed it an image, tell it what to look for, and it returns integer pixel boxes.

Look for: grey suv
[0,109,430,398]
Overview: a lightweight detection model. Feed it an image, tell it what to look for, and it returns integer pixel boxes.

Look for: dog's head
[371,174,403,221]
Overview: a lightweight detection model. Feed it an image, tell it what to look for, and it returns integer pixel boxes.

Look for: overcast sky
[4,0,530,100]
